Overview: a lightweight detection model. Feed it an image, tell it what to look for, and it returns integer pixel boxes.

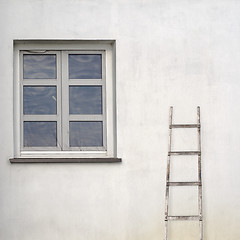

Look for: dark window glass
[69,121,103,147]
[23,54,56,79]
[23,86,57,114]
[24,122,57,147]
[69,54,102,79]
[69,86,102,114]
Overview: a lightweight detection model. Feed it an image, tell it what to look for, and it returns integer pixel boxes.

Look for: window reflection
[24,122,57,147]
[69,54,102,79]
[69,86,102,114]
[69,121,103,147]
[23,86,57,115]
[23,54,56,79]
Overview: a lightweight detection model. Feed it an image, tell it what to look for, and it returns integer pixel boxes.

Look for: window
[13,41,118,161]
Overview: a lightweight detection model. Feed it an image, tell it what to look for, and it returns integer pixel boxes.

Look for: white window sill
[10,150,121,163]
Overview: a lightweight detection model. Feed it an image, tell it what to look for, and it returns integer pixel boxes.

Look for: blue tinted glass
[69,86,102,114]
[24,122,57,147]
[69,121,103,147]
[23,86,57,115]
[69,54,102,79]
[23,54,56,79]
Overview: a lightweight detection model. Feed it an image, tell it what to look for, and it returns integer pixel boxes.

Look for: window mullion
[61,51,69,150]
[56,51,62,150]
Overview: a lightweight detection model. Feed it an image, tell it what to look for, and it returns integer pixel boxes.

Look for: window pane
[69,86,102,114]
[69,121,103,147]
[23,54,56,79]
[69,54,102,79]
[24,122,57,147]
[23,86,57,114]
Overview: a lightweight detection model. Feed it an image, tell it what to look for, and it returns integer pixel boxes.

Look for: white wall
[0,0,240,239]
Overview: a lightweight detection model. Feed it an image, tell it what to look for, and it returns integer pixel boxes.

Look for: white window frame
[14,40,116,159]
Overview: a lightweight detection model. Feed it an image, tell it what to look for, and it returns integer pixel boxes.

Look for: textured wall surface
[0,0,240,239]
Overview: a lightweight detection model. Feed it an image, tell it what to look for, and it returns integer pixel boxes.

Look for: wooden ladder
[164,106,203,240]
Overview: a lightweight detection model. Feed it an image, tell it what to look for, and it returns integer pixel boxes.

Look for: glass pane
[69,54,102,79]
[23,86,57,114]
[23,54,56,79]
[69,121,103,147]
[24,122,57,147]
[69,86,102,114]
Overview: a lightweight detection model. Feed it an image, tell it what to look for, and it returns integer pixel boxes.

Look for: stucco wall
[0,0,240,239]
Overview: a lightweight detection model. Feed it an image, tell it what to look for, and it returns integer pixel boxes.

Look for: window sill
[9,158,122,163]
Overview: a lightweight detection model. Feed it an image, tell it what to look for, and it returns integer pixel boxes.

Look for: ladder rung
[167,216,201,221]
[168,151,200,156]
[170,124,200,128]
[167,181,201,186]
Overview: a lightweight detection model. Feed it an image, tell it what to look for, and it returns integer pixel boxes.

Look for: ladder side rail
[197,106,203,240]
[164,106,173,240]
